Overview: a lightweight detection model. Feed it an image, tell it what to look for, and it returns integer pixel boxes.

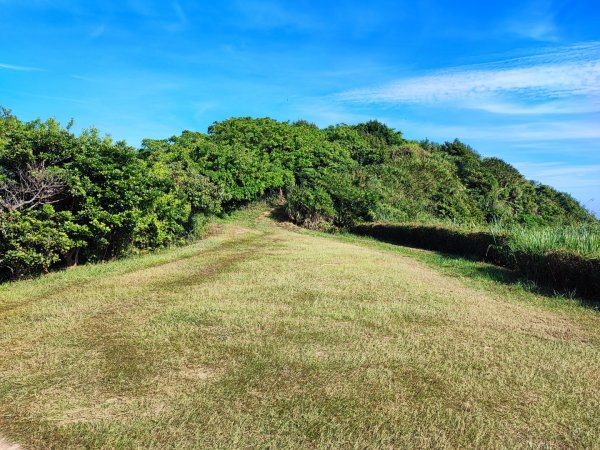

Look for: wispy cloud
[122,0,187,32]
[502,0,560,42]
[172,1,187,26]
[89,24,105,38]
[338,42,600,114]
[513,161,600,216]
[474,99,600,115]
[505,19,558,42]
[392,119,600,142]
[231,0,321,31]
[0,88,88,104]
[515,162,600,182]
[125,0,155,17]
[70,74,100,82]
[0,63,42,71]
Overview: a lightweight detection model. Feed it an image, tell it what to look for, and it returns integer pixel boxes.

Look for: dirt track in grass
[0,435,22,450]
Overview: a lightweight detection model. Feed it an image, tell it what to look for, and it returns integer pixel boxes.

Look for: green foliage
[362,143,481,222]
[432,139,596,226]
[286,185,336,229]
[0,110,213,277]
[505,223,600,258]
[0,206,82,278]
[0,107,596,280]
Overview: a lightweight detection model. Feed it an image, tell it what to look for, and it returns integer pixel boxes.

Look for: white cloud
[291,98,374,127]
[172,1,187,26]
[390,118,600,142]
[0,63,42,71]
[502,0,561,42]
[515,162,600,182]
[71,74,101,82]
[474,99,600,115]
[90,24,105,38]
[508,20,558,41]
[338,42,600,114]
[470,121,600,141]
[513,161,600,216]
[232,0,321,31]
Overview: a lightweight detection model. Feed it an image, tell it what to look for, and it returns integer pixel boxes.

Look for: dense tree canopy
[0,109,595,279]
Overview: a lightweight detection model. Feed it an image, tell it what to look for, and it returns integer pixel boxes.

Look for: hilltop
[1,110,595,282]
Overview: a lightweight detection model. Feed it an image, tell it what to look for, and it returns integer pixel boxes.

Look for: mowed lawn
[1,211,599,449]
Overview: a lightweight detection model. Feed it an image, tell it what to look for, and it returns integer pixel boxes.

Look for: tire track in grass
[77,229,273,395]
[0,226,274,441]
[0,435,23,450]
[0,225,253,317]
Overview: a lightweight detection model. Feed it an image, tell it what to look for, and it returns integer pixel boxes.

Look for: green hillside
[1,109,596,283]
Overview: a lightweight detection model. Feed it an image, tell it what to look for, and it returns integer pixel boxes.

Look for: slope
[1,209,599,449]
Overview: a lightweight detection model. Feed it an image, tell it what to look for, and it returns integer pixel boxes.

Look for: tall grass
[504,223,600,258]
[402,217,600,256]
[429,219,600,258]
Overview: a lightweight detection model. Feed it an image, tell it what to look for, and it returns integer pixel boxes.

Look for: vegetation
[1,209,599,448]
[352,221,600,301]
[505,223,600,258]
[501,223,600,300]
[1,108,595,283]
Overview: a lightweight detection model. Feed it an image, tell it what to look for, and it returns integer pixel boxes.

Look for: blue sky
[1,0,599,216]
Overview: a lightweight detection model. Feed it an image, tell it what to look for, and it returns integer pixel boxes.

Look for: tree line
[0,109,594,279]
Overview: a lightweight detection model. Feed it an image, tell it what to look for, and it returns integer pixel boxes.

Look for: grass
[373,218,600,258]
[334,230,594,310]
[1,206,600,449]
[505,223,600,258]
[351,220,600,301]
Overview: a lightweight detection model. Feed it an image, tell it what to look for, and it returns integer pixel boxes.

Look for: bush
[1,108,596,282]
[286,185,336,230]
[0,207,82,278]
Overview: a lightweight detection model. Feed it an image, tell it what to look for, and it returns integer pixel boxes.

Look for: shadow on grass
[268,208,599,309]
[355,229,599,309]
[400,245,598,309]
[268,204,289,223]
[469,263,600,309]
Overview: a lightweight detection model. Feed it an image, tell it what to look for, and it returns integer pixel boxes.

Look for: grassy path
[1,210,599,449]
